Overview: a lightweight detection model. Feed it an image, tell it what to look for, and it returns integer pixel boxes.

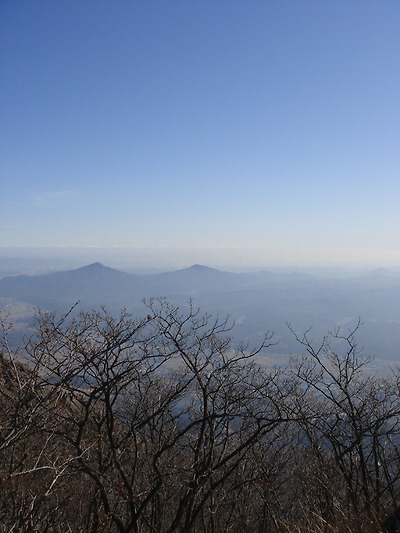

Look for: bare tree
[2,305,399,533]
[2,299,284,533]
[286,321,400,532]
[0,310,76,531]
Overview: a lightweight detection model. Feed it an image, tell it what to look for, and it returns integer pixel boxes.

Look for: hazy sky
[1,1,399,267]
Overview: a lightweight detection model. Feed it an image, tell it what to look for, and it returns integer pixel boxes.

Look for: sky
[1,0,399,268]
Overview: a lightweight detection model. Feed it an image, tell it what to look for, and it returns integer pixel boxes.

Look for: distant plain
[1,255,399,372]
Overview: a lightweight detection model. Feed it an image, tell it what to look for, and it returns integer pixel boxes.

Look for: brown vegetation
[1,300,399,532]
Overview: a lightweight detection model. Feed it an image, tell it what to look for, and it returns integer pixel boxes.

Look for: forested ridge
[1,300,399,533]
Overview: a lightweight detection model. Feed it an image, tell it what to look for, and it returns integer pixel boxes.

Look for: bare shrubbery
[1,301,399,532]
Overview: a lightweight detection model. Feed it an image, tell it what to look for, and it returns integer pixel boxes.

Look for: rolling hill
[1,263,399,368]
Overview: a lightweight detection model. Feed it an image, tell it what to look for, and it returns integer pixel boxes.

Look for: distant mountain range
[1,263,399,368]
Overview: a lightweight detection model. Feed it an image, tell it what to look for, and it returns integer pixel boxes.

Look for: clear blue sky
[1,1,399,267]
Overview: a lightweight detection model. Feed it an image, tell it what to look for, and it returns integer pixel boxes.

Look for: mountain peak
[70,262,107,274]
[86,262,106,269]
[73,262,124,276]
[188,264,215,271]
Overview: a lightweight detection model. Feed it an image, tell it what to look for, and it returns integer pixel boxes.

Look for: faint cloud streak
[33,190,75,205]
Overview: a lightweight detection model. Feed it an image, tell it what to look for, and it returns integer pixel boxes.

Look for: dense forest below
[0,299,399,532]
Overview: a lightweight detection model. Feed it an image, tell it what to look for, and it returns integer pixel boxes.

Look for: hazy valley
[1,261,399,370]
